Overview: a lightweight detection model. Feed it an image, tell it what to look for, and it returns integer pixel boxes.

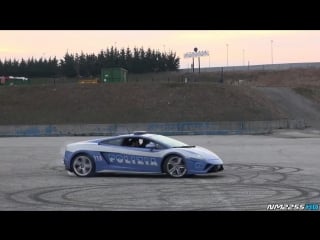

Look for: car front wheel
[164,155,187,178]
[72,154,95,177]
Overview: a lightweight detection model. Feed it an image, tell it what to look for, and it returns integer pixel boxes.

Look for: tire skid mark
[6,164,320,210]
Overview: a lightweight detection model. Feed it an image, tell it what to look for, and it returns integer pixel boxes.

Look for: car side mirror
[145,142,156,150]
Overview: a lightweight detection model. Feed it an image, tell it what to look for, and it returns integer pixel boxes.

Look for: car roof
[120,132,157,138]
[94,132,158,142]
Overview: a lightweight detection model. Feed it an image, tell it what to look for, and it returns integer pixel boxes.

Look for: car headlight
[190,154,204,161]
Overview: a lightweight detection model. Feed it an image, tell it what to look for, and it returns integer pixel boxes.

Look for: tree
[60,53,77,77]
[0,47,180,78]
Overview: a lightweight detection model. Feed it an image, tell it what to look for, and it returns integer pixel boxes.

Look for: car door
[101,137,164,173]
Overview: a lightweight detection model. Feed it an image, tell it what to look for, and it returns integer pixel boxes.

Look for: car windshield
[149,135,191,148]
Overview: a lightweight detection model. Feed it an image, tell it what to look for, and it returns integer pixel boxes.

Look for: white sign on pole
[184,50,209,58]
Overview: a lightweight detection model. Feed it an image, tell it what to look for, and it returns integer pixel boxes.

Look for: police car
[63,131,223,178]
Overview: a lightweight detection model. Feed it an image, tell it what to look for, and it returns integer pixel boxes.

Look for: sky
[0,30,319,69]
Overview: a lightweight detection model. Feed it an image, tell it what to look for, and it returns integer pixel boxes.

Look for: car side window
[122,138,141,147]
[100,138,123,146]
[121,137,165,149]
[137,138,163,149]
[154,142,165,150]
[145,140,165,150]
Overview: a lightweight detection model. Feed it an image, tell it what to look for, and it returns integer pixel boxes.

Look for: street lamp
[226,44,229,67]
[242,49,245,66]
[191,47,197,72]
[194,47,200,74]
[271,40,274,64]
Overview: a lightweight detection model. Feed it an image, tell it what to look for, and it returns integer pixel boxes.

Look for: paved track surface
[1,130,320,211]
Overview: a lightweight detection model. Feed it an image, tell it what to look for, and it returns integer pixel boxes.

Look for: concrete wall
[0,119,305,137]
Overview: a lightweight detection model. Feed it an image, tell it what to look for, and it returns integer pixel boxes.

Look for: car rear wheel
[164,155,187,178]
[72,154,95,177]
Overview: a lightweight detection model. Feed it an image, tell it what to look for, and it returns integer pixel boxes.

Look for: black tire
[163,155,187,178]
[71,154,95,177]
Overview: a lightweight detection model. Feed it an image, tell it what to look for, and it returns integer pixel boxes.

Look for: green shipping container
[101,67,128,83]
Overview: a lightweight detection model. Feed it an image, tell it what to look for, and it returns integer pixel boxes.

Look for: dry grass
[2,67,320,125]
[233,68,320,87]
[293,87,320,103]
[0,82,285,125]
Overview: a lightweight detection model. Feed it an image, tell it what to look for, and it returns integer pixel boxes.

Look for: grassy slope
[0,82,285,125]
[293,87,320,103]
[4,67,320,125]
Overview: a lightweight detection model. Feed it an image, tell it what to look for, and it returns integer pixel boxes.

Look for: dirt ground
[1,68,320,125]
[0,83,285,124]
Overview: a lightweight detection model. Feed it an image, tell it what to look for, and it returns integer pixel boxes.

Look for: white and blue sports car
[63,131,223,178]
